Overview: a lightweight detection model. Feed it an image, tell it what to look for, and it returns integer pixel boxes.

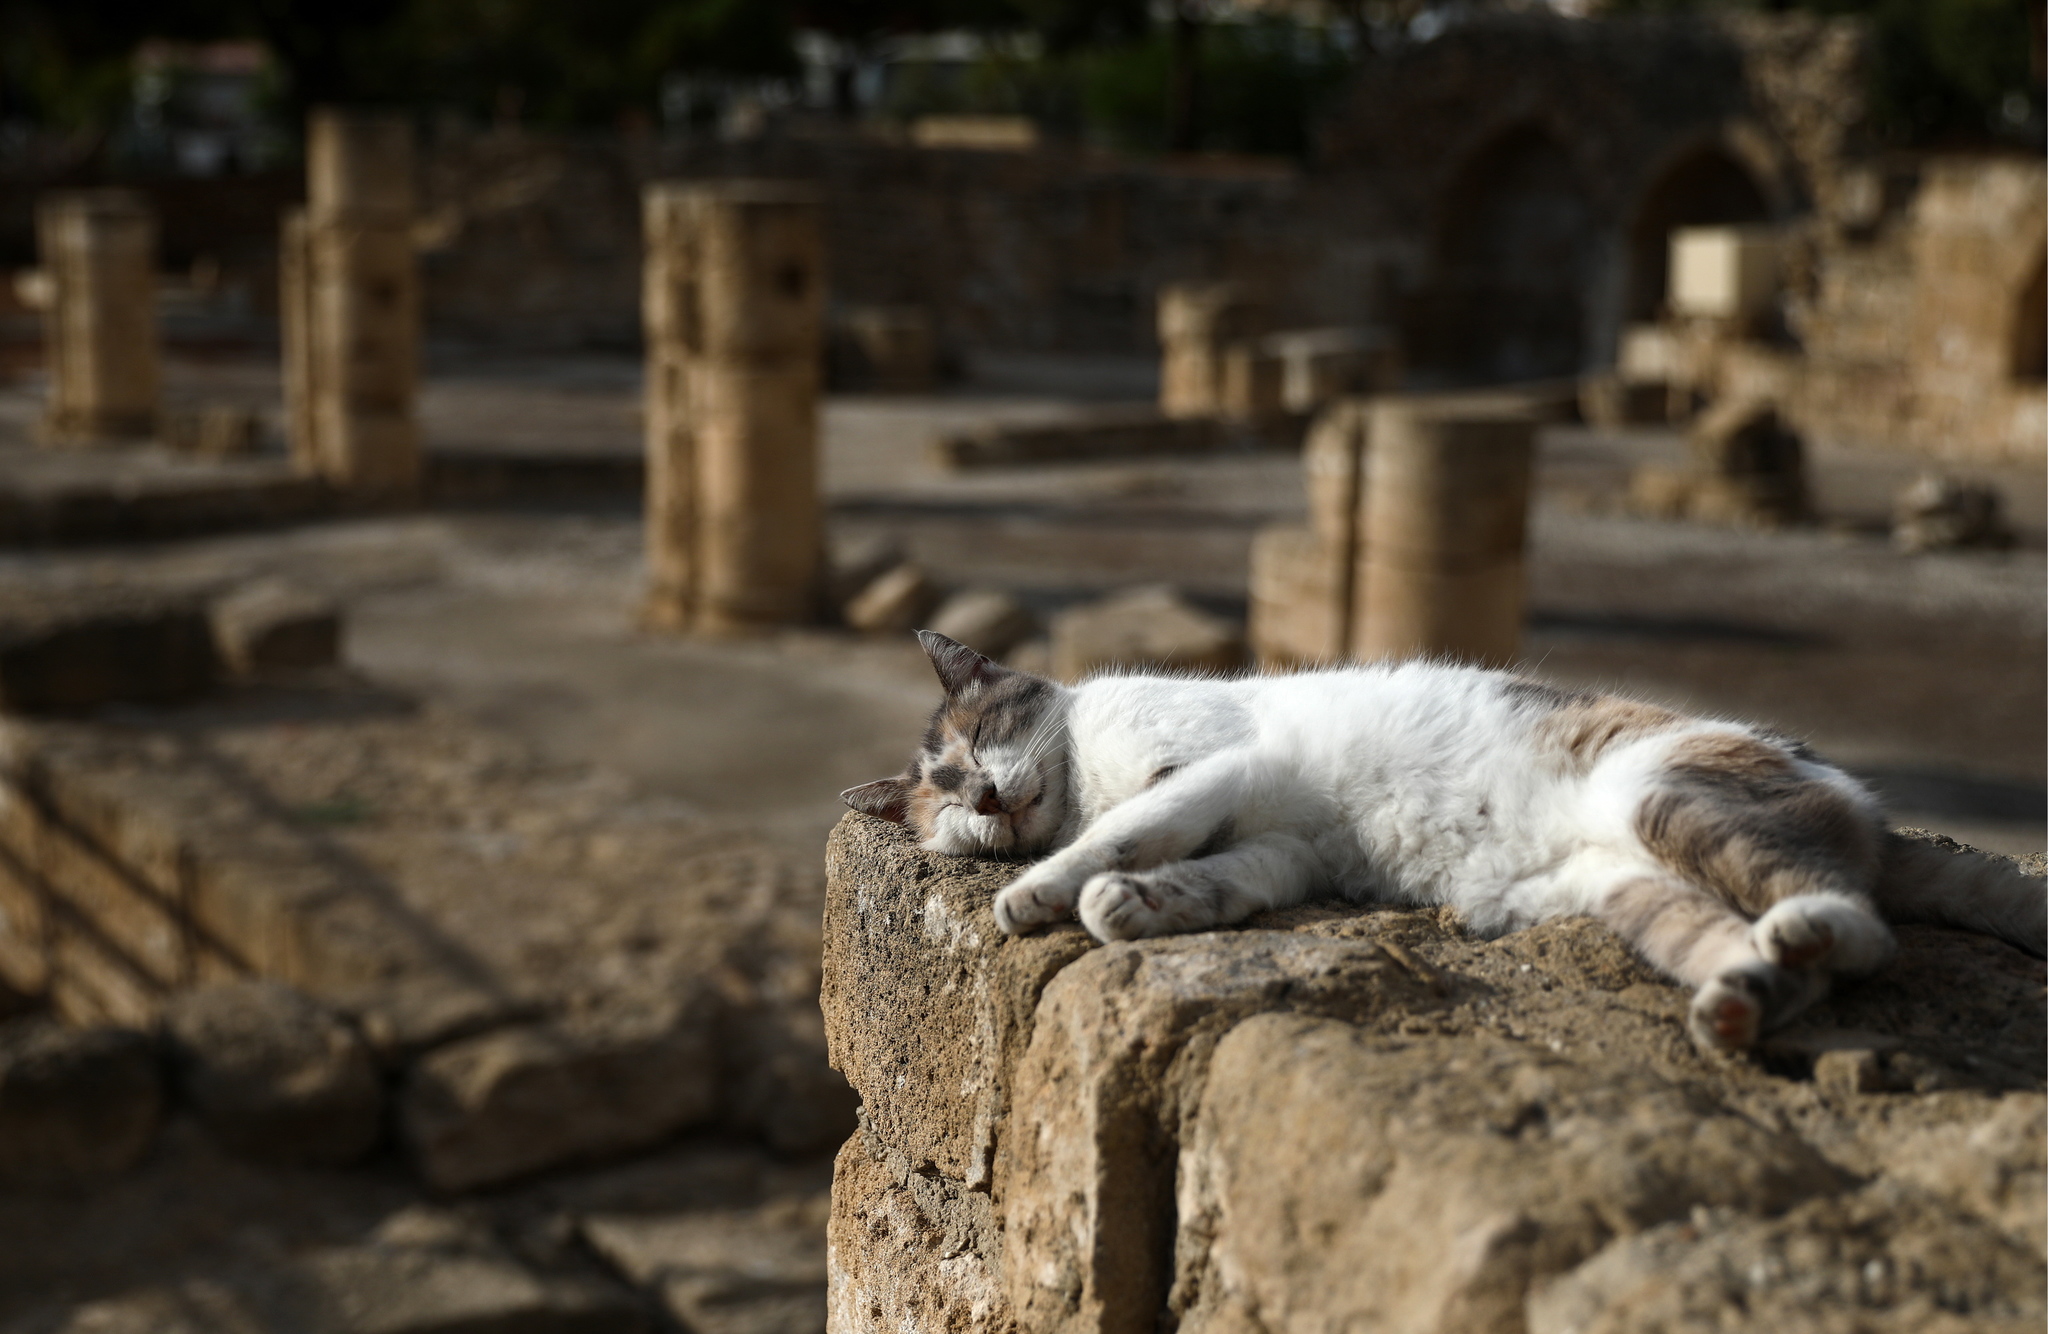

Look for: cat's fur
[844,632,2046,1051]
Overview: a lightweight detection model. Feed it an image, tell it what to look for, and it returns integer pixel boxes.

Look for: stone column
[642,181,824,634]
[36,191,160,444]
[1353,398,1537,667]
[1247,399,1368,667]
[1157,282,1262,419]
[281,109,420,499]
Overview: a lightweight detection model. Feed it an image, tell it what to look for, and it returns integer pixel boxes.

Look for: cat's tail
[1872,829,2046,957]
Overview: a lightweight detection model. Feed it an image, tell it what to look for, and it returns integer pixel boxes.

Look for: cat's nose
[974,787,1006,817]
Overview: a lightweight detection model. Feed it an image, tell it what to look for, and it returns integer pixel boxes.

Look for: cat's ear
[842,775,913,823]
[917,630,1007,695]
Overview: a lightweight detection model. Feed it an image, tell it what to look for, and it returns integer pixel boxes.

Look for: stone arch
[1414,120,1598,383]
[2014,252,2046,381]
[1623,142,1774,322]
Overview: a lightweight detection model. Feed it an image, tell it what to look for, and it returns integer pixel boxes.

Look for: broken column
[281,109,420,501]
[1157,282,1264,419]
[1353,398,1538,668]
[35,191,160,445]
[1248,399,1369,666]
[642,181,825,634]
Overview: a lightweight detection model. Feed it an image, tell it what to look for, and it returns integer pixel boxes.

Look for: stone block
[0,840,50,996]
[1669,225,1781,321]
[161,404,265,459]
[843,564,941,636]
[1217,342,1285,421]
[1172,1014,1843,1334]
[163,979,382,1167]
[1247,525,1346,668]
[1262,326,1400,414]
[926,589,1038,661]
[1157,283,1265,419]
[401,991,720,1192]
[210,580,343,675]
[1301,397,1369,548]
[827,1128,1010,1334]
[584,1198,828,1334]
[0,588,214,712]
[0,1016,162,1183]
[50,916,165,1027]
[1002,939,1439,1334]
[34,808,184,991]
[36,190,160,444]
[822,812,1094,1187]
[1048,585,1244,682]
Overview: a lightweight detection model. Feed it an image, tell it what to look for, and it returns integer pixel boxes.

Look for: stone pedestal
[1249,400,1368,666]
[642,181,825,634]
[281,110,420,501]
[36,191,160,445]
[1354,399,1537,667]
[1157,282,1263,419]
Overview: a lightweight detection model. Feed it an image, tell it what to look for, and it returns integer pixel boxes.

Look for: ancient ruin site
[0,3,2040,1332]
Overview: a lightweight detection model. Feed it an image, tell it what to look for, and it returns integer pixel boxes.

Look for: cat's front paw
[1687,972,1764,1052]
[993,868,1083,935]
[1078,869,1214,942]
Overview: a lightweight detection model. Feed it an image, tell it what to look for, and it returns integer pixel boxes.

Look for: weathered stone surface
[402,989,720,1192]
[1525,1184,2044,1334]
[1048,585,1244,682]
[1174,1014,1842,1334]
[585,1195,829,1334]
[822,814,1092,1189]
[210,581,342,676]
[827,1125,1011,1334]
[824,818,2046,1334]
[0,1016,161,1183]
[926,590,1038,661]
[0,587,213,713]
[162,980,381,1167]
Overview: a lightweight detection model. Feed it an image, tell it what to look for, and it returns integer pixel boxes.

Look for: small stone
[925,589,1038,660]
[1049,584,1245,681]
[210,579,341,675]
[1812,1048,1887,1097]
[162,980,382,1167]
[843,563,940,636]
[1892,473,2010,553]
[0,1016,162,1183]
[401,990,719,1192]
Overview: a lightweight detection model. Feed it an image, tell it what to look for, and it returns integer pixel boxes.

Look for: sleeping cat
[844,631,2046,1052]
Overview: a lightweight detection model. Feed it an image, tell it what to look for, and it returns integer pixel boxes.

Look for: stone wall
[821,812,2046,1333]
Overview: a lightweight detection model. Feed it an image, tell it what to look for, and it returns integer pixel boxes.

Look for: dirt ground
[0,346,2040,867]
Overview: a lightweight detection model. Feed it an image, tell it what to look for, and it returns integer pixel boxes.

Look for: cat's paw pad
[1753,906,1835,970]
[993,874,1079,935]
[1688,973,1764,1052]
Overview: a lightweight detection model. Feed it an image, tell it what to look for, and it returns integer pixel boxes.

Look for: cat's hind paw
[1752,895,1894,976]
[1688,973,1764,1051]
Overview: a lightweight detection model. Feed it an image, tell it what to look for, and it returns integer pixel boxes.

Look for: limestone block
[36,190,160,444]
[401,991,720,1192]
[163,979,382,1167]
[210,579,342,675]
[1173,1013,1843,1334]
[1615,323,1682,381]
[843,563,941,635]
[1247,525,1346,668]
[1217,342,1285,421]
[1354,399,1537,668]
[0,587,214,712]
[0,1016,162,1183]
[1157,283,1264,419]
[1669,225,1781,321]
[1301,397,1369,548]
[1002,938,1439,1334]
[821,812,1093,1188]
[1525,1185,2043,1334]
[926,589,1038,661]
[584,1198,828,1334]
[1048,585,1244,682]
[828,1127,1011,1334]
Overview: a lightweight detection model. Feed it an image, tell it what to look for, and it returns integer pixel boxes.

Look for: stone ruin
[823,812,2046,1333]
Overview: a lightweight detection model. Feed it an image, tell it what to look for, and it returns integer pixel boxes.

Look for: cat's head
[841,630,1069,857]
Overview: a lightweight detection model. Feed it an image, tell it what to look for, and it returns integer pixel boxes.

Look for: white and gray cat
[845,631,2045,1051]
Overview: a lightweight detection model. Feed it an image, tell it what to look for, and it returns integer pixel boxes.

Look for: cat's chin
[920,806,1052,859]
